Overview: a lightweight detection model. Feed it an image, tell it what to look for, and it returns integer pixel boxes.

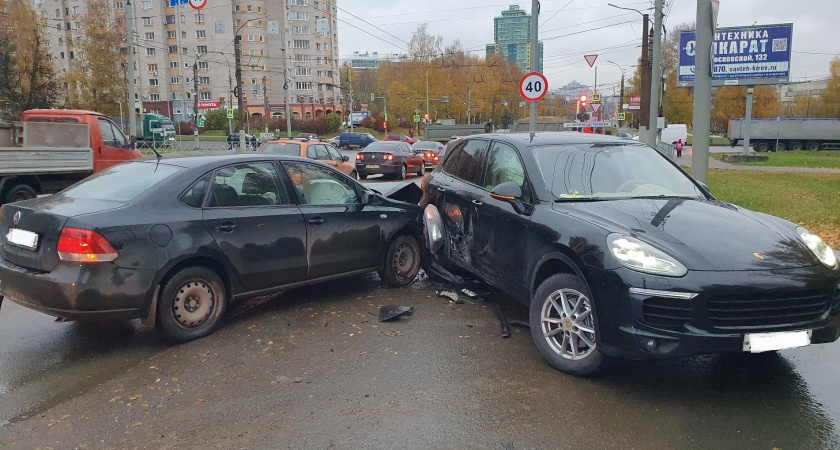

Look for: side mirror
[490,181,529,215]
[360,191,375,205]
[342,155,349,162]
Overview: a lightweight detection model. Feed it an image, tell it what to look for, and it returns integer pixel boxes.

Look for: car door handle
[217,223,237,233]
[472,200,483,206]
[308,217,325,225]
[437,186,446,192]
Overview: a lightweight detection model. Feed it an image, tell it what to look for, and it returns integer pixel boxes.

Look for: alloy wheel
[540,288,596,360]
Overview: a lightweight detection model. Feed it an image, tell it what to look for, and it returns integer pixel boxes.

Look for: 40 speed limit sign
[519,72,548,102]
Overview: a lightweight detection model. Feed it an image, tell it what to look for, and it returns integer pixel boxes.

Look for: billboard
[628,95,641,110]
[678,23,793,87]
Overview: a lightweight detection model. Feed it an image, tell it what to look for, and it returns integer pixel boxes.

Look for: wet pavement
[1,271,840,449]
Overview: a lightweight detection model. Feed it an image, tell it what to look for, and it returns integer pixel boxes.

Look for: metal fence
[135,140,257,157]
[656,142,675,159]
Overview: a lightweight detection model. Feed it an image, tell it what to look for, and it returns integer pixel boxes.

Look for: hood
[555,198,817,271]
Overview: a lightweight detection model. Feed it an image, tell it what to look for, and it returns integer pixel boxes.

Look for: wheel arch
[531,248,594,302]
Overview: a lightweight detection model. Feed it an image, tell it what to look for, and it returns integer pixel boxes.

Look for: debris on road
[435,290,462,304]
[275,376,303,384]
[378,305,414,322]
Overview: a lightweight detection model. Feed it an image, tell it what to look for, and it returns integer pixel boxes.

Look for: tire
[397,164,407,180]
[529,273,604,376]
[157,266,227,343]
[806,140,821,151]
[4,184,37,204]
[775,141,787,152]
[378,234,421,287]
[350,170,359,180]
[788,141,803,151]
[416,162,425,176]
[358,173,368,180]
[754,141,770,152]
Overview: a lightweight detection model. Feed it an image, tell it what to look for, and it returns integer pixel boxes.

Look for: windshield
[263,142,301,156]
[532,143,704,200]
[60,162,183,202]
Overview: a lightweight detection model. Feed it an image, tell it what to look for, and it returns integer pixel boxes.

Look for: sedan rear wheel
[351,170,359,180]
[416,162,425,176]
[397,164,407,180]
[157,266,227,343]
[530,273,604,376]
[378,234,421,287]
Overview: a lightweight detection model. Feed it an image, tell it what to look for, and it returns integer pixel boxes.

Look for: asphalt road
[2,269,840,448]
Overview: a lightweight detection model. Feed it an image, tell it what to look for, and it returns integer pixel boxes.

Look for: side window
[179,172,211,208]
[305,145,317,159]
[326,146,343,161]
[207,162,289,207]
[110,121,128,148]
[283,161,359,206]
[314,145,331,160]
[98,118,117,146]
[483,141,531,203]
[452,139,488,186]
[442,141,465,174]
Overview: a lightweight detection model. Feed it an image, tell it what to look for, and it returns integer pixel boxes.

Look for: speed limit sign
[188,0,206,10]
[519,72,548,102]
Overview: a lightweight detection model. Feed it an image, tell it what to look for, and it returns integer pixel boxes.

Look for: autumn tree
[817,56,840,118]
[65,0,126,116]
[408,23,443,60]
[709,85,780,133]
[0,0,61,120]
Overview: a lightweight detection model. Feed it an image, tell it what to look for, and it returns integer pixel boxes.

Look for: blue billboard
[168,0,188,6]
[678,23,793,87]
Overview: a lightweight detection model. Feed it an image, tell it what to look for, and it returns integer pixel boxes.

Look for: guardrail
[656,142,675,159]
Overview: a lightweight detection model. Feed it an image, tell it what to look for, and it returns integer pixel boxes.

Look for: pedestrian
[675,138,684,157]
[409,129,414,139]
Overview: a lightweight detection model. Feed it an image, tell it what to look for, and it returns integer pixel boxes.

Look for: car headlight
[608,234,687,277]
[797,227,837,268]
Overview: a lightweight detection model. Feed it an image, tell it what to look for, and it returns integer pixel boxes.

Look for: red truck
[0,109,142,205]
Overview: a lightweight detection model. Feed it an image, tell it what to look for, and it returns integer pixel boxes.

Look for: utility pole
[467,88,471,124]
[193,62,199,136]
[640,13,651,132]
[126,0,137,140]
[281,28,292,138]
[529,0,539,133]
[228,67,233,135]
[593,66,598,120]
[234,34,245,147]
[692,0,713,183]
[647,0,663,146]
[263,75,269,133]
[348,64,354,132]
[425,69,430,129]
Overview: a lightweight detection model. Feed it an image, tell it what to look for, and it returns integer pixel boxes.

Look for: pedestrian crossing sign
[617,112,626,121]
[226,108,234,119]
[414,114,421,123]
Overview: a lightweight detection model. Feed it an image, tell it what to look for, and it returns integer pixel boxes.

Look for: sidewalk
[673,148,840,174]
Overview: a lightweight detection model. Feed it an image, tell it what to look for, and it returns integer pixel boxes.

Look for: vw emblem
[753,252,765,260]
[13,211,21,225]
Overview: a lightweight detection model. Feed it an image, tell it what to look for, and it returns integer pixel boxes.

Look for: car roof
[266,139,314,146]
[364,141,403,149]
[138,153,313,170]
[464,131,634,146]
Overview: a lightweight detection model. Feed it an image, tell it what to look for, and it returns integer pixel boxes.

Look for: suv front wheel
[529,273,604,376]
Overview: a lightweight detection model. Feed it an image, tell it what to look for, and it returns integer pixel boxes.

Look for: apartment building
[32,0,341,125]
[485,4,543,73]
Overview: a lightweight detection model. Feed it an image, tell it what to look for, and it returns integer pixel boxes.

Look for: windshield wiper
[553,197,610,202]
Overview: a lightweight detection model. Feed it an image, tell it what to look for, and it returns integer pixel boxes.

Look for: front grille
[643,297,693,328]
[707,289,832,329]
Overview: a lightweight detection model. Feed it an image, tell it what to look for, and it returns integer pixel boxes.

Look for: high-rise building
[486,4,543,73]
[32,0,342,126]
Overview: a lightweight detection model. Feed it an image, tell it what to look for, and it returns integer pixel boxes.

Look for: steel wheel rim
[392,242,417,277]
[172,280,215,329]
[541,288,596,360]
[401,165,406,177]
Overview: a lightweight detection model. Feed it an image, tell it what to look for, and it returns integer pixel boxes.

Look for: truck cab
[139,113,176,147]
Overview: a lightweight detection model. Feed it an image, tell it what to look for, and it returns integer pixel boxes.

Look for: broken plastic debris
[435,290,462,304]
[276,376,303,384]
[378,305,414,322]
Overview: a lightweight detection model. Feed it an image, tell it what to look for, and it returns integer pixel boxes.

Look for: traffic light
[579,94,587,110]
[424,113,430,124]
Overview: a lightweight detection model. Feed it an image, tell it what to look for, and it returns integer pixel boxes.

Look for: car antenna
[151,145,163,172]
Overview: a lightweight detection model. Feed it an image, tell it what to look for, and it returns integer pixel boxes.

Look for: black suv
[421,132,840,376]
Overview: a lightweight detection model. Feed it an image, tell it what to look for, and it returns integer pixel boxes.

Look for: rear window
[364,142,401,152]
[263,142,301,156]
[413,142,436,149]
[60,162,183,202]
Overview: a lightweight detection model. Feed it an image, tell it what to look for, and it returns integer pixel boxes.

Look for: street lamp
[606,60,627,112]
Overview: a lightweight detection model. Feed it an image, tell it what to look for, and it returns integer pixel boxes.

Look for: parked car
[338,132,377,149]
[356,141,425,180]
[260,139,358,179]
[0,154,423,342]
[294,133,319,141]
[227,133,258,150]
[327,136,340,147]
[421,132,840,376]
[411,141,445,169]
[385,134,418,145]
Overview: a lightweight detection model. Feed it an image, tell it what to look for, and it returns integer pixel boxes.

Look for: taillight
[356,153,363,160]
[57,227,118,262]
[426,152,433,158]
[384,153,394,161]
[421,176,426,190]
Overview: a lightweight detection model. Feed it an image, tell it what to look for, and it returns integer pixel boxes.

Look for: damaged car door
[429,139,490,268]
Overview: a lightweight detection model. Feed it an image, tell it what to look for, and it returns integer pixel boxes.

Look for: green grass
[710,151,840,169]
[706,170,840,247]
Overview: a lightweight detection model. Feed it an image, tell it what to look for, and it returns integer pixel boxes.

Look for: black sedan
[0,155,423,342]
[421,132,840,376]
[355,141,425,180]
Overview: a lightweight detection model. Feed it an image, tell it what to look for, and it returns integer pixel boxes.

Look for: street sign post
[617,112,626,121]
[188,0,206,10]
[413,115,421,123]
[563,121,611,128]
[592,93,601,103]
[226,108,234,119]
[584,54,598,67]
[370,93,375,102]
[519,72,548,102]
[678,23,793,87]
[591,103,603,115]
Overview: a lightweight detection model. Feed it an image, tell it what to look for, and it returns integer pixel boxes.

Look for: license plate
[367,164,380,169]
[743,330,811,353]
[6,228,39,250]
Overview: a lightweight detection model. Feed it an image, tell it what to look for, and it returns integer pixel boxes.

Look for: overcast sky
[337,0,839,92]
